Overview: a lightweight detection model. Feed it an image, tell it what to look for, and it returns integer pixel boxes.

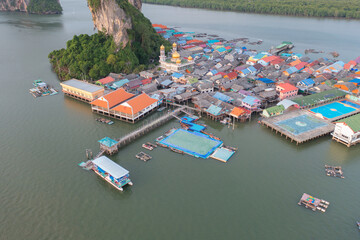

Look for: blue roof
[111,79,129,88]
[213,92,233,103]
[285,67,298,74]
[300,78,315,86]
[217,47,227,53]
[161,79,173,86]
[206,104,223,116]
[177,40,186,45]
[172,72,184,79]
[211,69,218,75]
[207,39,220,44]
[349,78,360,84]
[258,78,275,84]
[92,156,129,179]
[98,137,118,148]
[242,96,260,106]
[248,66,256,72]
[241,69,250,75]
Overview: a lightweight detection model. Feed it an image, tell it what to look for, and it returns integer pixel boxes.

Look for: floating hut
[92,156,132,191]
[298,193,329,212]
[98,137,118,155]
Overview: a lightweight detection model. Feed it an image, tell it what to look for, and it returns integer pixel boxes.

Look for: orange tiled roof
[112,93,158,115]
[230,107,245,117]
[289,59,301,66]
[90,88,134,108]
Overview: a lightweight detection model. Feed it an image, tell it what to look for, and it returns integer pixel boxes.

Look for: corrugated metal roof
[336,113,360,133]
[61,79,103,93]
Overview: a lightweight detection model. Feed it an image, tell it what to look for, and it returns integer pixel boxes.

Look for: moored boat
[91,156,132,191]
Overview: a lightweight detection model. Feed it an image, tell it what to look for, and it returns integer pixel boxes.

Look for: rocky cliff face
[88,0,142,47]
[0,0,62,14]
[0,0,30,12]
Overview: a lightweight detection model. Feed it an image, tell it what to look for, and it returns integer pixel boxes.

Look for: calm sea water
[0,1,360,239]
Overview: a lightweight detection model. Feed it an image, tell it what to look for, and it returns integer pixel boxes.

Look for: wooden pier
[261,110,334,145]
[94,107,184,158]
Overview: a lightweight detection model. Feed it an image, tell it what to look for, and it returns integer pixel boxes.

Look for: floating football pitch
[310,101,357,119]
[160,129,222,158]
[275,114,327,135]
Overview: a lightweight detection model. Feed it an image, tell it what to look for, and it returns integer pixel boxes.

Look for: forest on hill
[143,0,360,19]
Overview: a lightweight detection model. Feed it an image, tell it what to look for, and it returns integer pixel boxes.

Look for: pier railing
[115,107,185,148]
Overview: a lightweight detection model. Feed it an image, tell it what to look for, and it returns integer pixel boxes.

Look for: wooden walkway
[116,107,184,147]
[92,107,187,158]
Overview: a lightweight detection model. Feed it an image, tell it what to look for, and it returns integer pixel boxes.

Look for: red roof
[186,39,203,44]
[261,55,279,63]
[141,78,151,85]
[97,76,115,85]
[216,72,227,77]
[277,83,298,93]
[152,24,168,29]
[112,93,158,115]
[225,72,238,80]
[295,62,308,70]
[90,88,134,109]
[270,58,284,65]
[173,34,184,38]
[344,60,357,70]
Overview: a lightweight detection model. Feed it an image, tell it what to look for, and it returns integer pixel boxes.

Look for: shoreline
[142,2,360,21]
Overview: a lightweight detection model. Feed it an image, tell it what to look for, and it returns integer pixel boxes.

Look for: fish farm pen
[261,110,334,145]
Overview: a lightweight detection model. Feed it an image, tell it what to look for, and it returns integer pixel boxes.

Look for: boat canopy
[92,156,129,179]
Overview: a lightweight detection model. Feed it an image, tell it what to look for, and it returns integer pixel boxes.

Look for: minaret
[172,42,177,53]
[160,45,165,62]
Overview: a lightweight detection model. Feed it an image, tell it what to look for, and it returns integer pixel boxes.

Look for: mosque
[159,43,195,72]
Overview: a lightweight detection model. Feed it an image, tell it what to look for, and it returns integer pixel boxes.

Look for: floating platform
[96,118,114,125]
[142,143,154,151]
[210,147,236,163]
[29,80,58,98]
[136,152,152,162]
[158,128,222,159]
[261,110,334,145]
[325,165,344,178]
[298,193,329,213]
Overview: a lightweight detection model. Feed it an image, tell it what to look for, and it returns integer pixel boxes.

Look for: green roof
[188,78,198,84]
[292,89,346,107]
[336,113,360,132]
[264,105,285,115]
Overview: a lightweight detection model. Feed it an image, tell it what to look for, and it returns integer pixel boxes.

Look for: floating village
[60,23,360,220]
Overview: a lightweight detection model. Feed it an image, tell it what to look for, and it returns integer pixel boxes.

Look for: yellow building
[60,79,104,102]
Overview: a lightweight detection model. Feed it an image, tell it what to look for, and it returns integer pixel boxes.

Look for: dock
[136,152,152,162]
[261,110,334,145]
[94,107,185,158]
[325,165,344,178]
[298,193,329,213]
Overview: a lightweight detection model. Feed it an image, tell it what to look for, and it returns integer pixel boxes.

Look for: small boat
[357,222,360,229]
[142,143,154,151]
[96,118,114,125]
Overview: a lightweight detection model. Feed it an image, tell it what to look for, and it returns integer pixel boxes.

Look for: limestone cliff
[88,0,142,47]
[0,0,62,14]
[0,0,29,12]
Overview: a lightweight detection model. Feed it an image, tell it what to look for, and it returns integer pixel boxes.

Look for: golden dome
[172,51,180,59]
[160,45,165,50]
[188,56,193,61]
[173,42,177,47]
[176,59,181,64]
